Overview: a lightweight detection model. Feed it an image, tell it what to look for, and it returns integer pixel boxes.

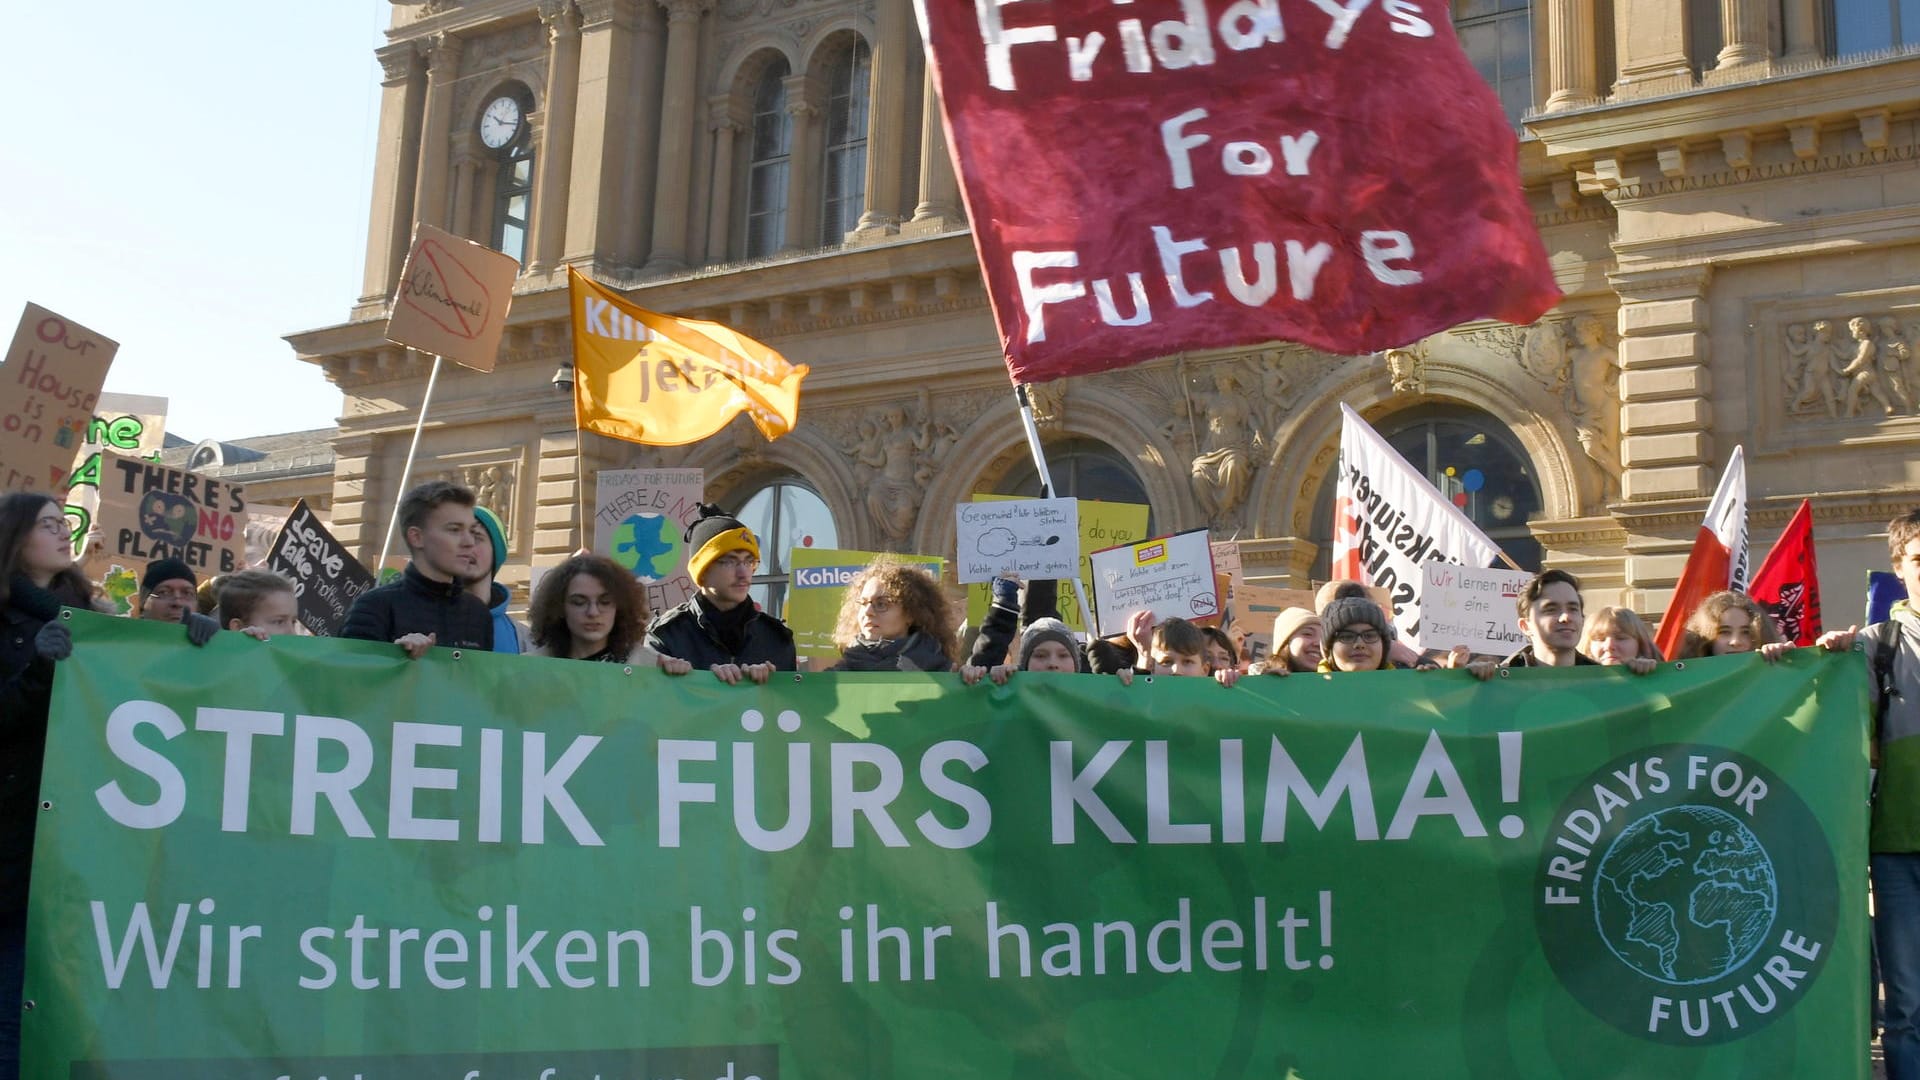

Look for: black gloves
[183,611,219,647]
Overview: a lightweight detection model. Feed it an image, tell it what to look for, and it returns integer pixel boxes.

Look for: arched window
[735,479,839,617]
[819,36,871,244]
[745,58,793,259]
[1309,405,1545,578]
[993,438,1156,533]
[1454,0,1533,126]
[479,85,536,263]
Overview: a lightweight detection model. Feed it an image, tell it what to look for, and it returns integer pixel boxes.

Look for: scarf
[698,593,757,657]
[835,631,953,672]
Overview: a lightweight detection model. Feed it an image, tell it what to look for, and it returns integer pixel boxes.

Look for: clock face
[479,96,523,149]
[1491,494,1516,522]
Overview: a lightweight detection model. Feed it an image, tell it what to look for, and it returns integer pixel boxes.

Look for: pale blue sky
[3,3,390,442]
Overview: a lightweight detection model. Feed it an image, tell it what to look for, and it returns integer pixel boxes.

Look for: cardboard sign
[62,393,167,555]
[1420,563,1534,655]
[385,223,519,372]
[263,500,377,637]
[594,468,704,616]
[1212,540,1245,610]
[964,496,1150,635]
[1089,528,1219,636]
[915,0,1559,384]
[94,452,247,577]
[0,303,117,495]
[786,548,943,666]
[954,497,1080,583]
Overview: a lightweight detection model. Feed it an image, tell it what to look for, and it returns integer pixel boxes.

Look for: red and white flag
[1748,499,1821,646]
[1330,403,1501,648]
[1654,447,1749,659]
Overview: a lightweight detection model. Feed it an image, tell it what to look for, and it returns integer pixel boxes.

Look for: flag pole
[375,352,444,576]
[1014,383,1101,634]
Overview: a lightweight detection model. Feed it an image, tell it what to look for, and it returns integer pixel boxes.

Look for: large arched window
[993,438,1156,533]
[819,35,871,244]
[480,85,536,262]
[735,479,839,617]
[745,58,793,259]
[1310,405,1545,578]
[1454,0,1533,126]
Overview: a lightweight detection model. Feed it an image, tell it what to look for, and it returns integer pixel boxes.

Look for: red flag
[1654,448,1749,660]
[1748,500,1821,646]
[915,0,1560,384]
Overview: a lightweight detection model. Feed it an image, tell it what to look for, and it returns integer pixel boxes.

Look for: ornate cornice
[376,42,422,85]
[1614,139,1920,201]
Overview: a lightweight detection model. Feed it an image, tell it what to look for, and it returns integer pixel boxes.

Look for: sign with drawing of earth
[612,513,682,581]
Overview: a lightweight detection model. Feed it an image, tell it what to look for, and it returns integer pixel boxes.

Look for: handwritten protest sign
[1421,563,1534,655]
[264,500,377,636]
[1,303,117,495]
[787,548,942,665]
[916,0,1559,384]
[594,468,704,614]
[94,452,247,577]
[965,496,1149,635]
[954,497,1079,583]
[385,223,518,372]
[61,393,167,554]
[1089,528,1218,635]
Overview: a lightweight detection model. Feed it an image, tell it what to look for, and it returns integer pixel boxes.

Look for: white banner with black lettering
[1328,403,1502,649]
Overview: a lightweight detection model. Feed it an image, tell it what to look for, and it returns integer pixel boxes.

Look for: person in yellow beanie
[644,503,796,683]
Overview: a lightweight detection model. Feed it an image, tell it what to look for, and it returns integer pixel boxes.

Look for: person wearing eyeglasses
[645,504,796,684]
[1317,597,1404,672]
[828,559,961,672]
[134,557,219,646]
[528,553,690,672]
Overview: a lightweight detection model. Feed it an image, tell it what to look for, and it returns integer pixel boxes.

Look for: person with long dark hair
[528,554,689,672]
[1,492,95,1076]
[829,560,961,672]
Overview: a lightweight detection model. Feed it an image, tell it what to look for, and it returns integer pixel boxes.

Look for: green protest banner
[28,613,1870,1078]
[784,546,942,666]
[964,496,1150,639]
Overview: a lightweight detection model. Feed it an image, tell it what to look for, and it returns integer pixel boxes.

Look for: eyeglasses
[712,555,758,572]
[1332,628,1382,646]
[148,586,196,603]
[34,516,68,536]
[566,595,612,612]
[858,595,897,614]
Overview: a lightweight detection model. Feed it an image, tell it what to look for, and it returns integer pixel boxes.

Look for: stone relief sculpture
[1525,316,1622,502]
[1786,314,1920,420]
[1178,359,1262,529]
[1385,346,1427,395]
[847,390,956,547]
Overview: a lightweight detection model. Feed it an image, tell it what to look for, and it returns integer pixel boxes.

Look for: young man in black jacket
[342,480,493,657]
[646,504,796,683]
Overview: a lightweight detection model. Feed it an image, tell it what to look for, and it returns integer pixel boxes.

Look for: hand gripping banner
[27,613,1870,1078]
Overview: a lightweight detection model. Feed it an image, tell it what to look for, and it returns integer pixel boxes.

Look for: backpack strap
[1869,619,1903,737]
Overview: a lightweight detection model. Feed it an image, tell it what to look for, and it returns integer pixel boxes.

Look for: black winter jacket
[340,565,493,651]
[646,596,796,671]
[3,574,89,920]
[831,631,954,672]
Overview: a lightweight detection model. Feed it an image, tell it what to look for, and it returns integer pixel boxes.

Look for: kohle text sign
[915,0,1560,383]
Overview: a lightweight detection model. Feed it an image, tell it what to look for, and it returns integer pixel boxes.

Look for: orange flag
[568,269,808,446]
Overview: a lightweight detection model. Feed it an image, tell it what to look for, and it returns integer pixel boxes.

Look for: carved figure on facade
[1841,316,1902,417]
[1023,379,1067,428]
[1784,321,1843,419]
[1178,359,1262,530]
[847,390,955,548]
[1784,315,1920,420]
[1523,315,1622,503]
[1384,346,1427,396]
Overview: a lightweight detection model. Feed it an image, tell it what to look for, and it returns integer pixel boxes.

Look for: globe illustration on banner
[612,513,682,580]
[1593,804,1778,985]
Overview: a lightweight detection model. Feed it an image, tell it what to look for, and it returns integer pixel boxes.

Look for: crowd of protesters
[6,479,1920,1077]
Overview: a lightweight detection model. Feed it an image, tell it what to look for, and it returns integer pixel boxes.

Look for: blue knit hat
[473,506,508,576]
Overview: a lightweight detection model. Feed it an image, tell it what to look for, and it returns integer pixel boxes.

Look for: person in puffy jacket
[646,504,795,683]
[828,558,959,672]
[341,480,492,656]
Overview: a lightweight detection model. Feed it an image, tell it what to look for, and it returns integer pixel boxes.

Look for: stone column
[782,73,823,251]
[850,0,915,240]
[448,133,485,240]
[1715,0,1769,69]
[413,33,464,233]
[906,69,963,232]
[1611,0,1693,99]
[358,43,425,308]
[1782,0,1820,60]
[1543,0,1600,110]
[565,0,656,270]
[642,0,713,273]
[529,0,583,274]
[1614,265,1715,502]
[705,96,745,262]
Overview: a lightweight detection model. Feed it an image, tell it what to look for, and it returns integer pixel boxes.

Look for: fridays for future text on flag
[1330,403,1500,648]
[569,270,809,447]
[915,0,1561,384]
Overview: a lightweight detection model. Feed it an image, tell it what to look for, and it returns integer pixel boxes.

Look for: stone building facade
[286,0,1920,618]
